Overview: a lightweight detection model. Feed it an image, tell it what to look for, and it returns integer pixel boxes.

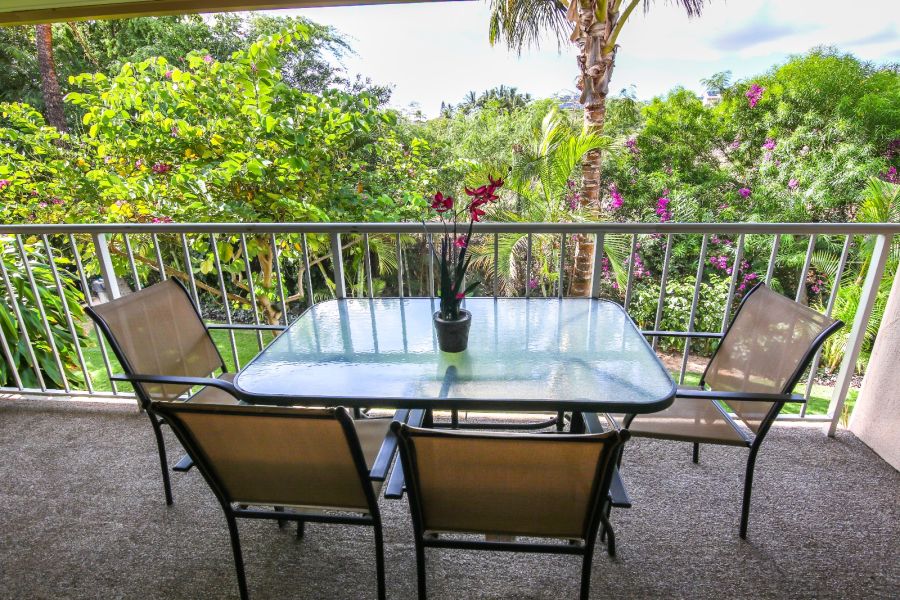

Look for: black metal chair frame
[85,278,276,505]
[393,422,629,600]
[617,282,844,538]
[151,402,387,600]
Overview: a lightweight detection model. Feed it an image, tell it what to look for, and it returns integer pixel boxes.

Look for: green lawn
[77,323,853,416]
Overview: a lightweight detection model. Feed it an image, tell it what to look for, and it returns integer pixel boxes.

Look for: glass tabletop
[234,298,675,413]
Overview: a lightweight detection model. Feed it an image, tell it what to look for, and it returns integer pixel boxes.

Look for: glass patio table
[234,297,676,414]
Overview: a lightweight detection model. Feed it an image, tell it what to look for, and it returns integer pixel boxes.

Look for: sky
[269,0,900,117]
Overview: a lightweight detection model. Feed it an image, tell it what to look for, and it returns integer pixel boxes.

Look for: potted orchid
[427,175,504,352]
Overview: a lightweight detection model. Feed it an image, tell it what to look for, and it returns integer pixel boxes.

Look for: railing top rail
[2,222,900,235]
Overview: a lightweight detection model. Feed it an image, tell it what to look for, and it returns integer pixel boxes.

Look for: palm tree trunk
[568,1,616,296]
[35,24,67,132]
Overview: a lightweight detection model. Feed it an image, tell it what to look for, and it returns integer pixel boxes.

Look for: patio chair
[613,283,843,538]
[393,422,629,600]
[151,402,388,600]
[86,278,243,505]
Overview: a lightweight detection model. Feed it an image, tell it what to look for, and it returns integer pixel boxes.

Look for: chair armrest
[369,409,410,482]
[110,373,245,400]
[675,388,805,403]
[641,330,723,339]
[609,468,632,509]
[580,412,609,434]
[384,409,426,499]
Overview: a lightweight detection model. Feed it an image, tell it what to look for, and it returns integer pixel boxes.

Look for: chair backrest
[702,284,842,433]
[394,425,628,540]
[86,279,224,405]
[151,402,378,512]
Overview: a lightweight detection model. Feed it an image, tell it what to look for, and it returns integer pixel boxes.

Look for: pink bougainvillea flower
[788,178,799,189]
[164,70,173,79]
[608,183,624,210]
[729,138,741,150]
[453,235,467,248]
[738,187,752,198]
[625,138,639,154]
[203,54,214,64]
[430,192,453,212]
[152,216,174,224]
[528,277,539,290]
[0,179,10,191]
[152,163,172,174]
[762,138,776,150]
[882,166,899,184]
[746,84,765,108]
[655,192,672,222]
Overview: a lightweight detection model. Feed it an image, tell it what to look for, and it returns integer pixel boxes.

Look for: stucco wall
[849,271,900,471]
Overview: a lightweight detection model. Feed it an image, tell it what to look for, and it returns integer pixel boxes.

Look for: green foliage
[0,239,88,389]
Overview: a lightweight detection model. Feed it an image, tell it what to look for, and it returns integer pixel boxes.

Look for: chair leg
[692,442,700,464]
[274,506,286,529]
[556,411,566,432]
[374,521,386,600]
[296,520,305,539]
[225,513,249,600]
[414,538,427,599]
[149,415,173,506]
[579,545,596,600]
[740,447,761,539]
[599,512,616,557]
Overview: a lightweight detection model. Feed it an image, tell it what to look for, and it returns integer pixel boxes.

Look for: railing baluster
[395,233,404,299]
[330,232,345,299]
[558,233,566,299]
[123,234,142,291]
[680,234,709,384]
[652,234,674,350]
[14,235,69,393]
[797,234,817,302]
[802,235,852,415]
[151,233,166,280]
[210,234,240,370]
[70,235,118,394]
[300,233,314,305]
[492,233,499,298]
[765,234,780,286]
[270,233,289,327]
[240,234,264,350]
[42,235,93,393]
[721,234,745,332]
[525,232,533,298]
[363,233,374,299]
[0,307,22,389]
[429,233,436,299]
[180,234,201,310]
[0,242,45,391]
[827,233,892,436]
[624,234,637,311]
[92,233,120,299]
[590,233,605,298]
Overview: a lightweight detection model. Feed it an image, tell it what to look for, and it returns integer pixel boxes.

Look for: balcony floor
[1,397,897,599]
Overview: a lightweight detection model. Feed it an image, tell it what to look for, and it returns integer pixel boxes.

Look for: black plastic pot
[433,309,472,353]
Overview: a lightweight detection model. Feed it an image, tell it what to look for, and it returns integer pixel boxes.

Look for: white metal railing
[2,222,897,436]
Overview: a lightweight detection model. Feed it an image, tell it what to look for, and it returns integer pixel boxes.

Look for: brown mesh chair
[393,422,629,600]
[616,283,843,538]
[151,402,388,600]
[86,278,241,505]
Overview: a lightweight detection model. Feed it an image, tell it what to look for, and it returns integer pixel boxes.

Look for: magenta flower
[788,178,799,190]
[528,277,539,290]
[203,54,214,64]
[882,166,899,184]
[0,179,10,191]
[738,187,752,198]
[151,216,173,223]
[608,183,624,210]
[164,70,173,79]
[762,138,776,150]
[152,163,172,174]
[655,191,672,222]
[625,137,639,155]
[453,235,467,248]
[455,292,465,300]
[729,138,741,150]
[468,199,487,222]
[746,84,765,108]
[430,192,453,213]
